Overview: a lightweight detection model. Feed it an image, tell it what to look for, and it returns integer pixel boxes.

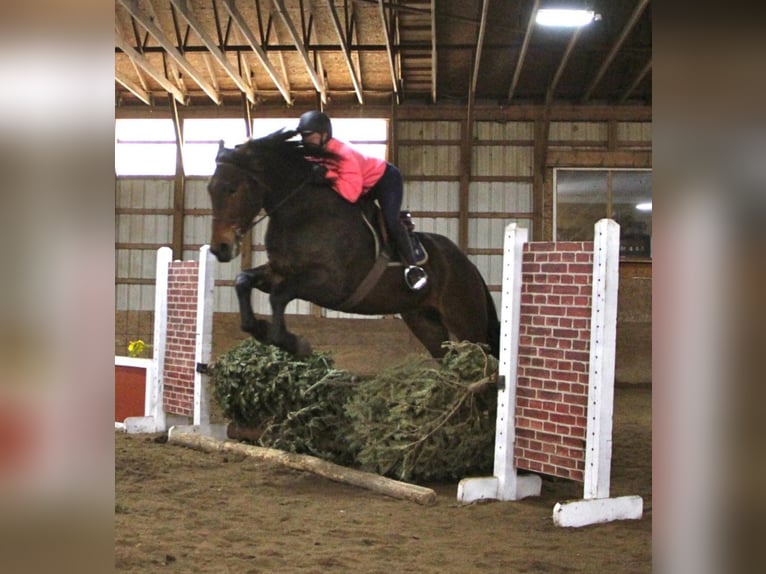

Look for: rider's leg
[372,164,428,291]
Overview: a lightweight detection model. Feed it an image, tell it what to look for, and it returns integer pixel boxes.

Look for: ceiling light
[536,8,598,28]
[636,202,652,212]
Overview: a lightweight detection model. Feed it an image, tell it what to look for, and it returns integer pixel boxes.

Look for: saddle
[338,198,428,311]
[357,197,428,266]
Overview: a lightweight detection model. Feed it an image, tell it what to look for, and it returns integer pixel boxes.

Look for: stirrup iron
[404,265,428,291]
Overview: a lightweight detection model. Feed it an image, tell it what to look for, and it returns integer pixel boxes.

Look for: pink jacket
[320,138,387,203]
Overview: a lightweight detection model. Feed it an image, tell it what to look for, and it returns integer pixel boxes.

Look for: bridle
[212,157,313,236]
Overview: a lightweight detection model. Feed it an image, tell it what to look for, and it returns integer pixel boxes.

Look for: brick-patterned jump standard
[121,246,217,435]
[514,241,594,481]
[162,261,201,418]
[458,220,643,527]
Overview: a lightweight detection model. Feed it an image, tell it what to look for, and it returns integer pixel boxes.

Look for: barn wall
[115,107,651,382]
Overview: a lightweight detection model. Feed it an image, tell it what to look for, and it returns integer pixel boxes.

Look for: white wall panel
[472,145,533,177]
[549,121,607,142]
[398,145,460,176]
[398,120,460,140]
[116,178,173,209]
[469,181,532,212]
[617,121,652,144]
[184,178,210,209]
[214,284,238,314]
[183,215,211,246]
[475,121,534,140]
[404,181,459,212]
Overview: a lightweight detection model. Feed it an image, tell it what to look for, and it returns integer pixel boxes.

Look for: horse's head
[207,141,264,262]
[207,128,330,262]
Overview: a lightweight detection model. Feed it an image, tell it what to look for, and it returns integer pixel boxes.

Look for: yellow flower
[127,339,147,358]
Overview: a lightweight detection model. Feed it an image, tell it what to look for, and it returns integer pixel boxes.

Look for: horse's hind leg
[400,308,450,358]
[235,265,273,341]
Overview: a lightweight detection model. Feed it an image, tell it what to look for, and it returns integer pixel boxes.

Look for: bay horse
[207,129,500,359]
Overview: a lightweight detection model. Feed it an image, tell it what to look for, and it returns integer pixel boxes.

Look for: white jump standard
[458,219,643,527]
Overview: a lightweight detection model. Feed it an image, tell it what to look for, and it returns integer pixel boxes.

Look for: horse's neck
[262,166,311,213]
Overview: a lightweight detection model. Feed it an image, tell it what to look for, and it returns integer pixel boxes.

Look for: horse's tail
[483,278,501,358]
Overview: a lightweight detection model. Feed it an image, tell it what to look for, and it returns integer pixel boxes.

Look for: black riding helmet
[297,111,332,138]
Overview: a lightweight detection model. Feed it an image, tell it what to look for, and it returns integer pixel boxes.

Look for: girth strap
[337,252,390,312]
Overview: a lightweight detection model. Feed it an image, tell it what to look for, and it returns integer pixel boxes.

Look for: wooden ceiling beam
[271,0,326,104]
[348,2,366,96]
[116,71,152,105]
[325,0,364,104]
[169,0,255,104]
[378,0,400,103]
[430,0,436,103]
[619,58,651,103]
[221,0,292,105]
[545,26,583,106]
[507,0,539,102]
[468,0,490,110]
[117,0,221,104]
[116,27,186,104]
[581,0,650,102]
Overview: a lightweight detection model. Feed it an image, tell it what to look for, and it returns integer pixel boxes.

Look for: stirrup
[404,265,428,291]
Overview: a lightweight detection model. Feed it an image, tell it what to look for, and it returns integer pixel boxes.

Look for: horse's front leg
[268,284,313,358]
[235,264,274,342]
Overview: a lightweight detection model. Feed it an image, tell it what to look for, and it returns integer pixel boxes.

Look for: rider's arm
[323,140,366,203]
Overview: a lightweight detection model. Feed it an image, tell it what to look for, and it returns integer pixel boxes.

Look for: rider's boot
[391,222,428,291]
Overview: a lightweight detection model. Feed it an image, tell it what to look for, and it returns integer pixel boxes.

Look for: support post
[457,223,541,502]
[193,245,216,426]
[552,219,643,527]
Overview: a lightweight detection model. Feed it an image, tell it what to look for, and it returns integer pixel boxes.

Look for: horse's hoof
[295,338,313,358]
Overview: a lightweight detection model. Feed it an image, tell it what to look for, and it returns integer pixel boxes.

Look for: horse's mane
[224,128,340,171]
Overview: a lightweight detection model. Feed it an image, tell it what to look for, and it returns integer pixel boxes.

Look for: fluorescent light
[536,8,596,27]
[636,202,652,212]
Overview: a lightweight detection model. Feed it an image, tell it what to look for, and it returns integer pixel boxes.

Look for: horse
[207,128,500,359]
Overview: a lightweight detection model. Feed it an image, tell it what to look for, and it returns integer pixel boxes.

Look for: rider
[296,110,428,291]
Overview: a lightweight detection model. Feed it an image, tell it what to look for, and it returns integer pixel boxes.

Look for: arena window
[115,118,177,176]
[115,117,388,177]
[555,169,652,259]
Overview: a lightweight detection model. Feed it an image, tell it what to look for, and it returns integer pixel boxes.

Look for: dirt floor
[115,314,652,573]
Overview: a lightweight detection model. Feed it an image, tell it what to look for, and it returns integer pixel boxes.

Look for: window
[555,169,652,258]
[115,118,177,176]
[182,118,249,176]
[115,116,388,176]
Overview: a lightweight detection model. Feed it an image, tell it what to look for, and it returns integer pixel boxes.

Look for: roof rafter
[545,26,583,105]
[507,0,539,102]
[377,0,400,103]
[117,0,221,104]
[468,0,490,109]
[220,0,293,105]
[582,0,650,102]
[115,26,186,104]
[272,0,326,103]
[619,58,651,103]
[430,0,436,103]
[168,0,256,103]
[325,0,364,104]
[116,70,152,105]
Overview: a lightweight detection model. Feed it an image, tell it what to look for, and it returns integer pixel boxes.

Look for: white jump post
[456,223,542,502]
[553,219,642,527]
[458,219,643,527]
[123,245,225,439]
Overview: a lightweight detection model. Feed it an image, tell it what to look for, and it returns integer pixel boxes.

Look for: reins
[215,158,313,232]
